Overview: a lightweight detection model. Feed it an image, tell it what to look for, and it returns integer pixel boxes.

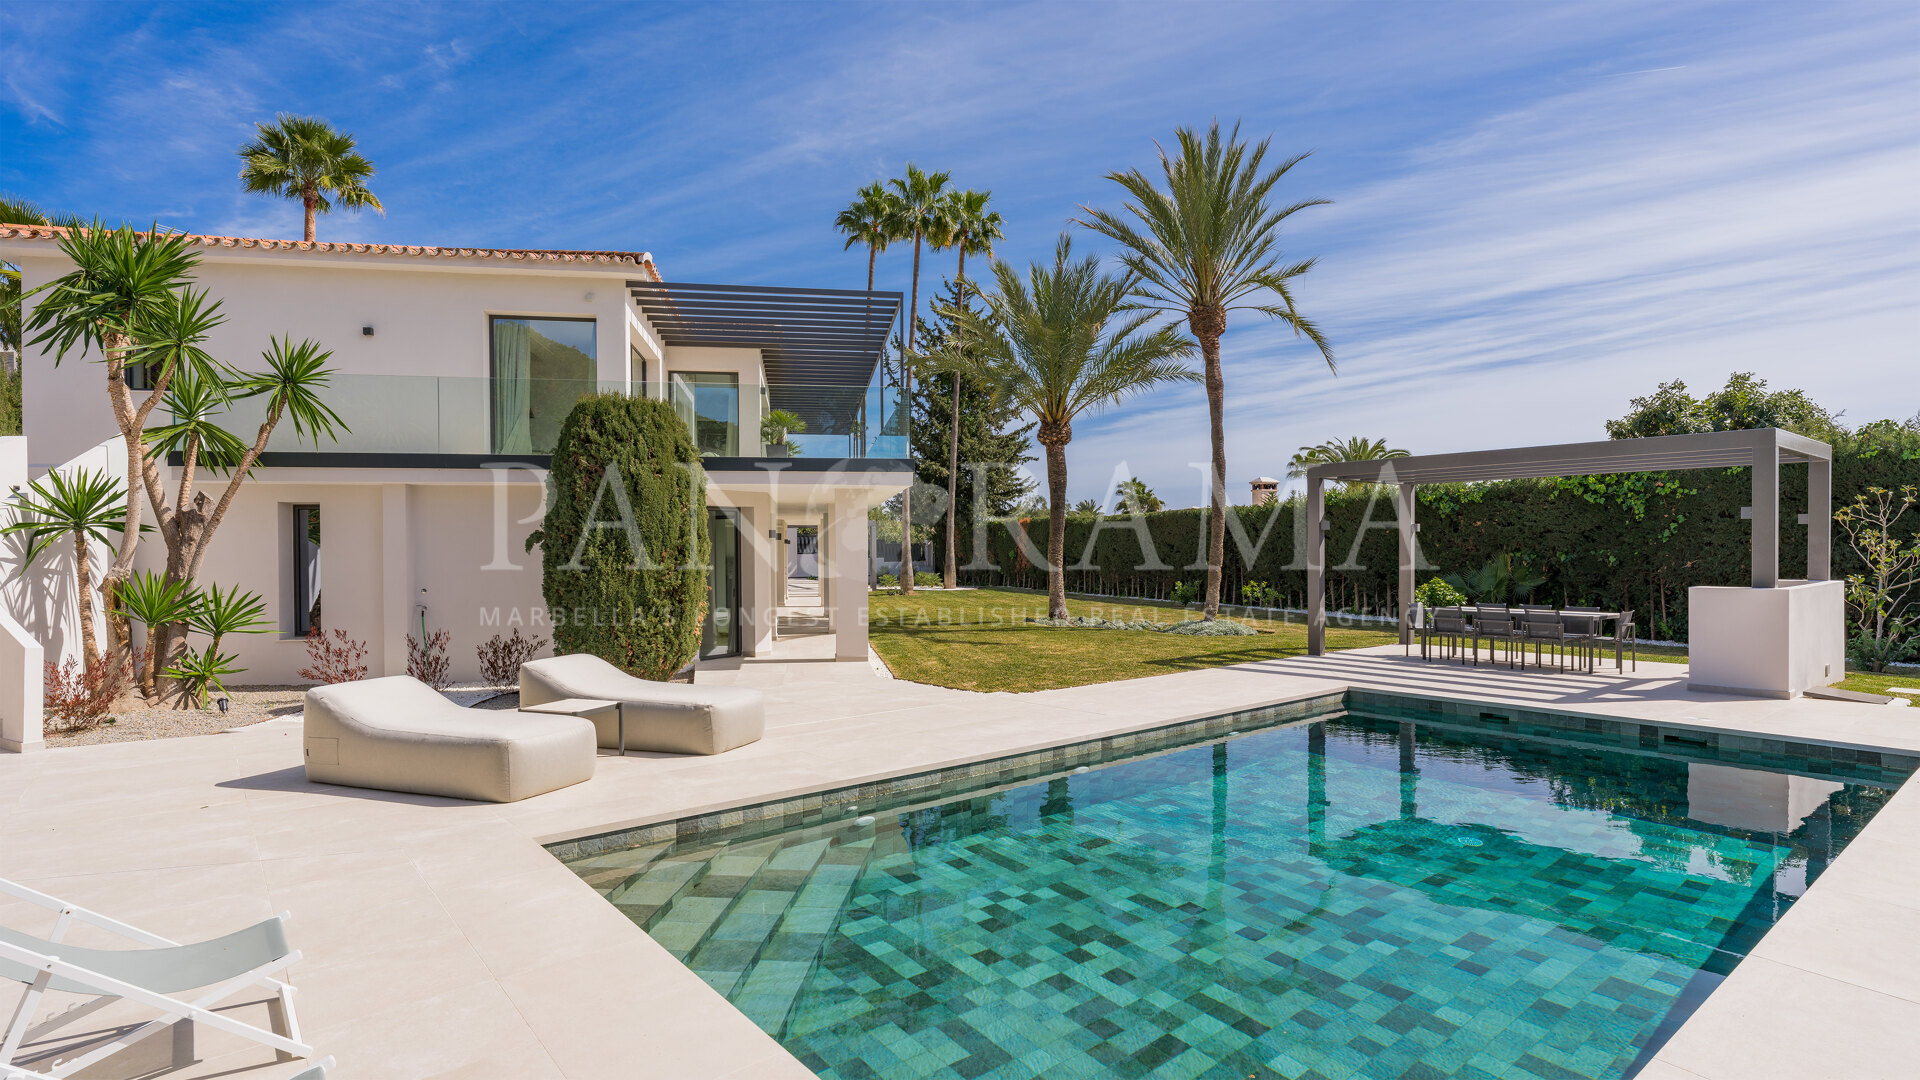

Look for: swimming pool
[555,694,1911,1079]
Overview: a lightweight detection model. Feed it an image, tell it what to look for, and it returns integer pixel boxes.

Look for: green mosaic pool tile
[561,699,1907,1080]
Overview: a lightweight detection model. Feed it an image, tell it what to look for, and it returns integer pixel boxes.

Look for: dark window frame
[291,504,321,636]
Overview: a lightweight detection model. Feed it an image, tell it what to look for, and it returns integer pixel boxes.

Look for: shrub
[1242,580,1279,607]
[876,572,901,588]
[165,647,243,709]
[298,628,368,684]
[407,629,453,691]
[1414,577,1469,611]
[478,629,549,686]
[914,570,940,588]
[43,655,130,733]
[536,393,708,680]
[1170,580,1201,605]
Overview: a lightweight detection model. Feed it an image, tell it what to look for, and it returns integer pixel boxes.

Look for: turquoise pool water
[560,701,1908,1079]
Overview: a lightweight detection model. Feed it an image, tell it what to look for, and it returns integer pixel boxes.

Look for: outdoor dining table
[1419,609,1630,673]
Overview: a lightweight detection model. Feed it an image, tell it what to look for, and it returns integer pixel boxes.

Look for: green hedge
[540,393,709,679]
[955,435,1920,642]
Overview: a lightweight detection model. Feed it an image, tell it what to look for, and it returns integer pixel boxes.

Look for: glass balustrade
[171,375,910,461]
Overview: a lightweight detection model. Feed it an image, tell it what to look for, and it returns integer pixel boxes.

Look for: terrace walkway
[1,647,1916,1078]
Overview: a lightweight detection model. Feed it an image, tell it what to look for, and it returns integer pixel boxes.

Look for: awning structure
[1302,428,1835,653]
[628,281,902,417]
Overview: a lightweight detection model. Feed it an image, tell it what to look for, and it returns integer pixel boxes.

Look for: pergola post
[1807,456,1832,581]
[1306,475,1326,655]
[1397,482,1417,646]
[1752,428,1779,588]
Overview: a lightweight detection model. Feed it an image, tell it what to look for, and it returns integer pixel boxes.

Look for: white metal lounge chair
[0,877,312,1076]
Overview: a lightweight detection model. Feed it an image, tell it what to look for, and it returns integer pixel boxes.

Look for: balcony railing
[180,376,909,461]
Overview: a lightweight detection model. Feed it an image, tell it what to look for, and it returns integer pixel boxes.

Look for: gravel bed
[45,683,519,746]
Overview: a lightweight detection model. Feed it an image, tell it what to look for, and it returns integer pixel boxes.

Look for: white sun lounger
[519,654,766,755]
[0,877,312,1076]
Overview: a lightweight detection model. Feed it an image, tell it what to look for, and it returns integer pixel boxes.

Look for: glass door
[702,508,742,659]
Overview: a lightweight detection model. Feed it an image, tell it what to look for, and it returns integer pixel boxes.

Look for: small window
[292,505,322,635]
[125,362,154,390]
[670,371,740,456]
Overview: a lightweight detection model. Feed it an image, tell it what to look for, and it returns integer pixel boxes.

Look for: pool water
[560,704,1907,1080]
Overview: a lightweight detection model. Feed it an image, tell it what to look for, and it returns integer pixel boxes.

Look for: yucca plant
[117,569,196,697]
[2,467,129,669]
[166,646,244,709]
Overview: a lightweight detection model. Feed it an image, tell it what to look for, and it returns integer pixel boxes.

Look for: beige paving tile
[1746,884,1920,1002]
[320,978,560,1080]
[1653,957,1920,1080]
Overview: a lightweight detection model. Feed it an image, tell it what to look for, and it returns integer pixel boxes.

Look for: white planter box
[1688,580,1845,699]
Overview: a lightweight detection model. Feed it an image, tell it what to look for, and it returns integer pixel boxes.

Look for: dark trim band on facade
[169,452,916,473]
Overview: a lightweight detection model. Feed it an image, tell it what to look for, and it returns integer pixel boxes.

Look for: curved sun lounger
[303,675,595,802]
[0,877,312,1077]
[519,654,765,755]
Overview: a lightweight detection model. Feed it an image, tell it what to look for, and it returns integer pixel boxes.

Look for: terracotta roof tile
[0,224,662,279]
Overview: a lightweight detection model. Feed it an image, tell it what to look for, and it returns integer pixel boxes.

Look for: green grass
[868,587,1398,692]
[1834,669,1920,697]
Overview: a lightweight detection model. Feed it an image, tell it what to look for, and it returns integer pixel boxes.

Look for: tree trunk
[303,187,317,242]
[944,245,967,590]
[72,533,99,669]
[1039,420,1072,619]
[1190,307,1228,620]
[900,231,923,594]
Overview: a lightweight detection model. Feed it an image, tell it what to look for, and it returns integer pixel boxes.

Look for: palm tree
[1115,477,1164,514]
[886,164,953,594]
[237,114,384,242]
[933,189,1005,588]
[1287,436,1409,480]
[2,467,128,669]
[1077,121,1333,620]
[834,182,900,292]
[961,235,1199,618]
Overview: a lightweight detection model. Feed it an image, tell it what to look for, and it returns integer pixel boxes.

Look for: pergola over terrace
[1302,427,1835,656]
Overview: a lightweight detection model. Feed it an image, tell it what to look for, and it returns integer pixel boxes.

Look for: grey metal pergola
[1302,428,1834,655]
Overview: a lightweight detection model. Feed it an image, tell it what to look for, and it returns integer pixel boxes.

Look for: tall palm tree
[834,181,900,292]
[935,189,1005,588]
[237,114,384,242]
[1077,121,1334,620]
[961,235,1199,618]
[886,164,952,593]
[2,467,128,669]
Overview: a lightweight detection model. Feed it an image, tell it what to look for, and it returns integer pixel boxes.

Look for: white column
[1752,429,1779,588]
[740,497,775,656]
[775,518,788,607]
[0,610,44,753]
[1306,476,1326,655]
[380,484,413,677]
[830,493,869,661]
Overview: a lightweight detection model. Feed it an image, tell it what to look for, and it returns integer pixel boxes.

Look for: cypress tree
[910,281,1036,570]
[536,393,709,679]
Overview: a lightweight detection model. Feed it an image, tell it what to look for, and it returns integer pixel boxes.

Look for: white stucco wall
[5,246,650,469]
[1687,580,1847,698]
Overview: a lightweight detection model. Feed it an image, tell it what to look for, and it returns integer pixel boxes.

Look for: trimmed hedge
[539,393,709,679]
[955,435,1920,642]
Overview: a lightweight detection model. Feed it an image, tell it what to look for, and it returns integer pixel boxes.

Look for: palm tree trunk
[1043,433,1070,620]
[944,245,967,590]
[1193,308,1228,620]
[900,231,923,594]
[303,186,317,242]
[73,533,99,669]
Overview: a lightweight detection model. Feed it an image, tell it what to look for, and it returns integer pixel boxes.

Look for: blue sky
[4,1,1916,505]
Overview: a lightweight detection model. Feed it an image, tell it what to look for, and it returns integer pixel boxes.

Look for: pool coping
[540,670,1920,1080]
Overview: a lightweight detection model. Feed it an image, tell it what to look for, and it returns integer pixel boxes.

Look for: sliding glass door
[491,316,596,454]
[701,508,742,659]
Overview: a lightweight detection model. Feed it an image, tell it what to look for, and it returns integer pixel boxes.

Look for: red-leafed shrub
[477,629,548,686]
[407,629,452,691]
[298,628,368,684]
[43,656,131,733]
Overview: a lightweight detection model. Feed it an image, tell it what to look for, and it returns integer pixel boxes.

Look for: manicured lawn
[1834,669,1920,697]
[868,587,1397,692]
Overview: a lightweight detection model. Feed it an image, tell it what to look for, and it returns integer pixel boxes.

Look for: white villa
[0,225,913,684]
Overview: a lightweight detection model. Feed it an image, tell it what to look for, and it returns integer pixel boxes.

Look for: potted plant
[760,409,807,457]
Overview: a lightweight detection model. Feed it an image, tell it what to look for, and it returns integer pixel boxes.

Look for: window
[630,344,647,396]
[490,316,596,454]
[292,505,322,635]
[125,363,154,390]
[670,371,740,457]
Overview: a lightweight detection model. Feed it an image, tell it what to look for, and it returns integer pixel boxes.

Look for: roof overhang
[1304,429,1831,485]
[628,281,902,415]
